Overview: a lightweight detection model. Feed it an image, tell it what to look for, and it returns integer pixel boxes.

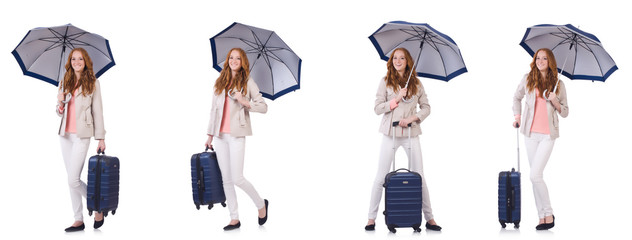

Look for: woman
[56,48,107,232]
[365,48,441,231]
[512,48,569,230]
[205,48,269,230]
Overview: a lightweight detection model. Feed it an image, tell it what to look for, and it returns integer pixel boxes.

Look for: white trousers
[368,135,434,221]
[59,134,90,222]
[214,133,265,220]
[524,133,555,219]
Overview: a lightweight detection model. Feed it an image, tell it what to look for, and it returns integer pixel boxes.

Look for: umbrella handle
[543,76,561,102]
[61,93,72,104]
[227,88,244,100]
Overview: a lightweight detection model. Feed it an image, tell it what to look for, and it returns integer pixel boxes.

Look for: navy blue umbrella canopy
[12,23,115,87]
[369,21,467,82]
[210,22,302,100]
[520,24,617,82]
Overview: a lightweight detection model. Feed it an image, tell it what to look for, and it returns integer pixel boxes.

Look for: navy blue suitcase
[383,122,422,233]
[87,151,119,217]
[191,148,226,210]
[498,168,521,228]
[498,126,522,228]
[384,169,423,233]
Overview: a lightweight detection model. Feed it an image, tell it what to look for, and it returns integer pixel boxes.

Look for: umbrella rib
[396,26,462,79]
[576,35,606,76]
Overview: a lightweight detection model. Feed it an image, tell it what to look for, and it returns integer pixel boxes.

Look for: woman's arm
[92,80,106,140]
[548,81,569,118]
[241,78,267,113]
[374,79,393,115]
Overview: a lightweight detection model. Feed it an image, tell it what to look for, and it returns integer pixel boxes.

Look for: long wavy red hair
[385,48,419,99]
[214,48,250,96]
[61,48,96,96]
[527,48,559,96]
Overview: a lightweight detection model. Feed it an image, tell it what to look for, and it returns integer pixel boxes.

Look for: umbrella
[210,22,302,100]
[519,24,618,86]
[11,23,115,87]
[369,21,467,85]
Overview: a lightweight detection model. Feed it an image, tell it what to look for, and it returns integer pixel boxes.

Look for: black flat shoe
[94,218,104,229]
[258,199,269,225]
[536,215,555,230]
[426,222,442,231]
[365,224,375,231]
[64,223,85,232]
[223,221,241,231]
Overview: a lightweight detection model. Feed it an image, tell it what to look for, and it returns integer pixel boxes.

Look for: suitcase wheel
[499,220,506,228]
[413,227,421,232]
[221,202,227,207]
[112,209,116,215]
[208,205,213,210]
[387,225,396,233]
[89,210,93,216]
[195,204,200,210]
[514,222,520,229]
[104,211,108,217]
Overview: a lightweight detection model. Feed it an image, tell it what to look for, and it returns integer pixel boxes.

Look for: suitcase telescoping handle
[514,122,520,172]
[391,121,412,171]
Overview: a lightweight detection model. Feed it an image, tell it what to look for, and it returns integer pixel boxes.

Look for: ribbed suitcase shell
[191,150,226,210]
[87,154,119,217]
[498,169,521,228]
[383,169,422,233]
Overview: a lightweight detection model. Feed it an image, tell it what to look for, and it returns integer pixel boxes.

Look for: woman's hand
[396,88,407,103]
[398,115,418,127]
[547,92,562,112]
[233,91,251,109]
[97,139,106,153]
[57,92,65,105]
[205,135,213,150]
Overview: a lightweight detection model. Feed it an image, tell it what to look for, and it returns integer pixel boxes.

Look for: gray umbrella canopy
[210,22,301,100]
[520,24,617,82]
[369,21,467,82]
[12,23,115,86]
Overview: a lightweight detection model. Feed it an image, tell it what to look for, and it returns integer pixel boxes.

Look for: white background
[1,0,630,239]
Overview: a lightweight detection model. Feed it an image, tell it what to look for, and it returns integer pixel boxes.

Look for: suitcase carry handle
[392,121,413,127]
[204,146,215,152]
[391,121,413,171]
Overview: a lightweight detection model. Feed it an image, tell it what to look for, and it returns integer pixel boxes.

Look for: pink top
[65,89,79,133]
[219,93,231,133]
[530,89,550,134]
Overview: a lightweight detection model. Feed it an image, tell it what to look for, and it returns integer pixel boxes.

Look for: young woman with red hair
[365,48,441,232]
[512,48,569,230]
[205,48,269,230]
[56,48,107,232]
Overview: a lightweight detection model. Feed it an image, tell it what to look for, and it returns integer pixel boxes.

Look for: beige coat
[57,80,106,140]
[513,74,569,139]
[207,78,267,137]
[375,77,431,137]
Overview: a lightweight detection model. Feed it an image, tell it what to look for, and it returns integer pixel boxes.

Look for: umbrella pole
[401,42,424,103]
[405,37,426,89]
[552,42,574,95]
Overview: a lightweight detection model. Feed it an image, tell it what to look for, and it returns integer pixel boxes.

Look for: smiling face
[228,50,242,73]
[392,49,407,75]
[70,50,85,74]
[535,50,549,74]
